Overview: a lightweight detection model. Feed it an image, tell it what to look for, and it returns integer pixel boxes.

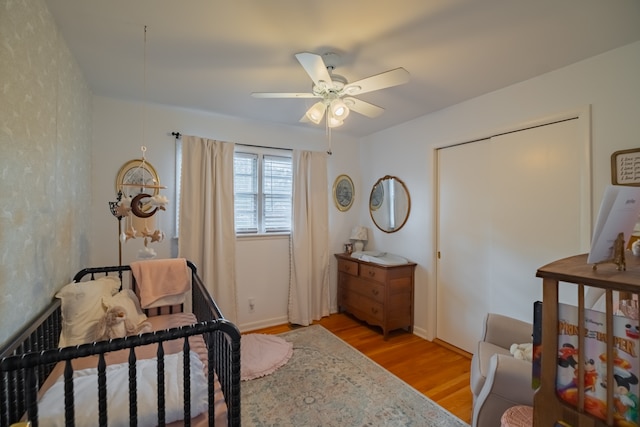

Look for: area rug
[241,325,469,426]
[241,333,293,381]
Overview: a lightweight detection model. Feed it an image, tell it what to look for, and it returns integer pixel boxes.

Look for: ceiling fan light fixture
[330,99,350,120]
[328,114,344,128]
[306,102,326,124]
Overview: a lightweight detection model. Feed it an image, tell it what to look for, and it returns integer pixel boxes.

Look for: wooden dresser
[335,253,417,339]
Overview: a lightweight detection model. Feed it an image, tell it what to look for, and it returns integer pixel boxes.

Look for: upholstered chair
[470,313,534,427]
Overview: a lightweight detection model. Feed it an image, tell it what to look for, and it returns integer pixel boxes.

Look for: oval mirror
[369,175,411,233]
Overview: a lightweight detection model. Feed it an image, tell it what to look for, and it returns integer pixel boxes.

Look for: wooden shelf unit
[535,253,640,427]
[335,253,416,340]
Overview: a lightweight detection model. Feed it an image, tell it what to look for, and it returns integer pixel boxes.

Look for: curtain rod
[171,131,292,152]
[236,143,292,152]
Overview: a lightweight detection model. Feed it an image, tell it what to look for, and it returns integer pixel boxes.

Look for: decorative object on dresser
[349,225,368,252]
[335,253,416,339]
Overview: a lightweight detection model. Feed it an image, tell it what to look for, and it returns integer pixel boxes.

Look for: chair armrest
[482,313,532,349]
[472,353,534,427]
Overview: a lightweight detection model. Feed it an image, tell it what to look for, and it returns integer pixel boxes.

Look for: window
[234,147,292,234]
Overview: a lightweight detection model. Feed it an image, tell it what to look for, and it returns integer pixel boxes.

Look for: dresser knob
[372,289,379,296]
[368,270,375,277]
[371,308,378,314]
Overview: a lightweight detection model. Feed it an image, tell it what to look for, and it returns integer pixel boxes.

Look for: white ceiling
[45,0,640,137]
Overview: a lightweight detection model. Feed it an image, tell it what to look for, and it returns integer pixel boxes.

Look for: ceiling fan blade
[295,52,333,86]
[344,97,384,118]
[344,68,410,96]
[251,92,319,98]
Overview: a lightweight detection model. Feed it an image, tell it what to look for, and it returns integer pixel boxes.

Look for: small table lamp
[350,226,368,252]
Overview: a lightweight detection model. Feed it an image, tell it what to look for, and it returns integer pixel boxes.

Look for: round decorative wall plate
[333,174,354,212]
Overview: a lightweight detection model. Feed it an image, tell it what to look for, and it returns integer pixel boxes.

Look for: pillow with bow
[55,276,120,347]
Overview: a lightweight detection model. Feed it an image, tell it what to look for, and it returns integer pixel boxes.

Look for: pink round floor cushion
[241,334,293,381]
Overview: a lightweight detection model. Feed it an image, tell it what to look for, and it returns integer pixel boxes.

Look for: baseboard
[433,338,473,359]
[238,315,289,333]
[411,325,429,340]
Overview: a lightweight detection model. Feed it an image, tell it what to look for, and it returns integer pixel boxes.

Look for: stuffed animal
[94,305,152,341]
[510,342,534,362]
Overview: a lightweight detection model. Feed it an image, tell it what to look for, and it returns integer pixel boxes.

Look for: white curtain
[178,135,238,323]
[288,150,330,325]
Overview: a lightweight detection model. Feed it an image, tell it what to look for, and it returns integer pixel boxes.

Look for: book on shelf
[587,184,640,265]
[556,303,640,425]
[532,300,542,390]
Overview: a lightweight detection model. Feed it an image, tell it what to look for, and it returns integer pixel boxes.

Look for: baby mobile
[109,146,169,264]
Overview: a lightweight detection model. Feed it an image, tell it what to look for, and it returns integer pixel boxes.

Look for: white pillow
[55,276,120,347]
[102,289,148,327]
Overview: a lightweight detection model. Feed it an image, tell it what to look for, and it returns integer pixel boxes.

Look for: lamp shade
[330,99,350,120]
[350,226,368,241]
[306,102,326,124]
[327,114,344,128]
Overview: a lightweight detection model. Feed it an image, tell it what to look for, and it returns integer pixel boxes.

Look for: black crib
[0,261,241,427]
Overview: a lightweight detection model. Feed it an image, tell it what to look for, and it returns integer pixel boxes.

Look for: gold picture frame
[333,174,354,212]
[611,148,640,186]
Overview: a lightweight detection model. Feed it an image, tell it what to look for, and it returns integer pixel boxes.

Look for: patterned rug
[241,325,469,426]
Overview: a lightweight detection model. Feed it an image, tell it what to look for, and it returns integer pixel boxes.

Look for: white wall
[91,98,361,331]
[359,40,640,341]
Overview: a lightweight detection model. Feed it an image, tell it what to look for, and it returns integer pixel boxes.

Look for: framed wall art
[611,148,640,186]
[333,174,354,212]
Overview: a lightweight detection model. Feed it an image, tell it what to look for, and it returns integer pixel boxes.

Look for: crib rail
[1,320,239,427]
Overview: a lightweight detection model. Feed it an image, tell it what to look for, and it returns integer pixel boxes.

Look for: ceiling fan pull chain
[325,105,332,155]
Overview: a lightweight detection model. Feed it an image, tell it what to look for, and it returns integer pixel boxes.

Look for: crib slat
[63,359,75,427]
[1,372,8,426]
[24,369,37,427]
[207,343,216,427]
[157,342,165,427]
[183,336,191,427]
[128,347,138,427]
[98,353,107,427]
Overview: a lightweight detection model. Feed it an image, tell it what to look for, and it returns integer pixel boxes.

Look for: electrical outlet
[248,298,255,313]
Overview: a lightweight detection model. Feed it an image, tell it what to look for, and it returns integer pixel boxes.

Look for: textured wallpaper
[0,0,92,346]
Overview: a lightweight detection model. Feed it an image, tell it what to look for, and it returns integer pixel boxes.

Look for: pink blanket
[131,258,191,309]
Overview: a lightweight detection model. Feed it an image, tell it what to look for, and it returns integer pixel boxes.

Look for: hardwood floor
[248,313,474,424]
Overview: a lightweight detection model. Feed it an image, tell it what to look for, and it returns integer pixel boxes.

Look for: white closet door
[436,139,493,353]
[436,118,588,353]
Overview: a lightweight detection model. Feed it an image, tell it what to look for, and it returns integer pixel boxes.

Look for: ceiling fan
[251,52,410,128]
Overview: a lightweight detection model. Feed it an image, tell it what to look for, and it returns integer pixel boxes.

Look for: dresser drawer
[343,291,384,323]
[350,277,384,303]
[359,264,387,284]
[338,258,359,276]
